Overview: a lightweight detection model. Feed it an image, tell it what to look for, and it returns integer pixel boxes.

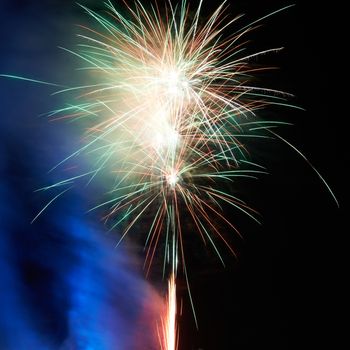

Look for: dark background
[177,1,343,349]
[0,1,343,349]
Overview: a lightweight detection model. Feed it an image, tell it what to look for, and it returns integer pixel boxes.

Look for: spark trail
[158,273,178,350]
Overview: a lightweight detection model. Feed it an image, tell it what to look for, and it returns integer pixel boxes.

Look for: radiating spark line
[267,129,339,207]
[31,187,72,223]
[0,74,64,87]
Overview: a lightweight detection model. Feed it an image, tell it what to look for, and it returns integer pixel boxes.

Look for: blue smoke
[0,2,160,348]
[0,147,159,349]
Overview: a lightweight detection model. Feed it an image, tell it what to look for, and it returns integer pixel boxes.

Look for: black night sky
[0,1,343,349]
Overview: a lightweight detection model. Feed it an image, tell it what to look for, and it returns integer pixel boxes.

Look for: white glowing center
[152,128,179,151]
[166,170,179,188]
[162,68,189,96]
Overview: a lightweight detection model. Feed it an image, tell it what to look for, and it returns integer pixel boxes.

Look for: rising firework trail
[158,273,178,350]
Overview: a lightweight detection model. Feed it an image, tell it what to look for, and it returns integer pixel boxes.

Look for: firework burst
[43,1,298,277]
[0,1,339,348]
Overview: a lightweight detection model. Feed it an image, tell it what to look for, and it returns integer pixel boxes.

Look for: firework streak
[158,273,178,350]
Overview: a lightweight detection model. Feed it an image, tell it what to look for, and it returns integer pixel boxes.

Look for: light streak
[158,273,178,350]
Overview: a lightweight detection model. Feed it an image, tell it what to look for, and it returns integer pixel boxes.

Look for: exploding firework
[0,0,339,348]
[39,2,299,340]
[41,0,299,275]
[1,0,336,336]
